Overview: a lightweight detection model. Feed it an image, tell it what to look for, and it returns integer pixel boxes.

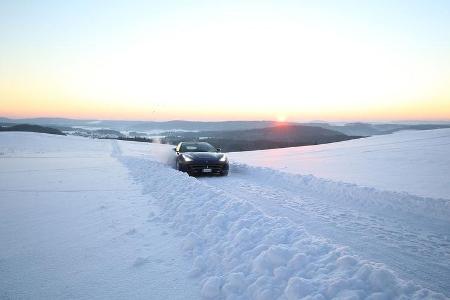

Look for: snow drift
[118,148,448,299]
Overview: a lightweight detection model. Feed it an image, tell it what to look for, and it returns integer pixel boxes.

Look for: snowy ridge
[229,163,450,223]
[118,151,446,299]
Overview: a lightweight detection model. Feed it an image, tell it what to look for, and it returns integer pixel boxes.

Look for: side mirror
[172,147,177,152]
[216,148,221,152]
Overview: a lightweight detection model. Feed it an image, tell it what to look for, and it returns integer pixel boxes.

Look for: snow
[1,131,449,299]
[119,137,449,298]
[200,165,450,295]
[0,132,199,299]
[229,128,450,199]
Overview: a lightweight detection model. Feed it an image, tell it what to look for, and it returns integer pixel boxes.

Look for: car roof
[180,142,211,145]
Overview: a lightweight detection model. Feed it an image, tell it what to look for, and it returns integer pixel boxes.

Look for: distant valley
[1,117,449,152]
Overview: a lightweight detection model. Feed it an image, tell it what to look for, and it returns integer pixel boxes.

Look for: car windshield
[180,142,216,153]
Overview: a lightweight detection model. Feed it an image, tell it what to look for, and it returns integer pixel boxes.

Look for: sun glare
[277,115,287,122]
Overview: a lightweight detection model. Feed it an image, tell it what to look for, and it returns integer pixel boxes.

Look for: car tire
[221,170,229,176]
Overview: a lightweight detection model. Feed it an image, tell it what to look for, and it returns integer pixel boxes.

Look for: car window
[180,143,216,152]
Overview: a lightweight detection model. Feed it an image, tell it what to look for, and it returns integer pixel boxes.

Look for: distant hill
[0,124,66,135]
[306,122,450,136]
[163,124,361,151]
[0,117,282,132]
[2,117,449,138]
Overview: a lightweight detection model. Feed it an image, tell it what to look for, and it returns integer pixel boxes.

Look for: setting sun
[276,115,287,122]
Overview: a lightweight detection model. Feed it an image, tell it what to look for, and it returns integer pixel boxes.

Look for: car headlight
[182,154,193,162]
[219,155,228,162]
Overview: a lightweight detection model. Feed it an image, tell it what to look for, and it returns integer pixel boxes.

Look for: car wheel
[221,170,229,176]
[176,159,181,171]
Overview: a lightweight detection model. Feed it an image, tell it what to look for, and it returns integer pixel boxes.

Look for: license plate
[202,168,212,173]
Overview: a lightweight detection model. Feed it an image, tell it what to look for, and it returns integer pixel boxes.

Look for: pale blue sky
[2,1,449,49]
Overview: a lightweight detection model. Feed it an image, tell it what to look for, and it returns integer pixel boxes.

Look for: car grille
[188,164,224,174]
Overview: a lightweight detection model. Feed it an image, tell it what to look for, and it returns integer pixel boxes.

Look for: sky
[1,0,449,122]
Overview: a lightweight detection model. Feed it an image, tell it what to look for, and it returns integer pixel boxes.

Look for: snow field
[2,132,448,299]
[228,163,450,223]
[200,163,450,295]
[0,133,200,299]
[118,147,447,299]
[229,128,450,199]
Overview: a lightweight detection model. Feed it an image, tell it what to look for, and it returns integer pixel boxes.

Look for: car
[173,142,229,176]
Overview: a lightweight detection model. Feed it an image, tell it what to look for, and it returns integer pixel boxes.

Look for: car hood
[184,152,225,161]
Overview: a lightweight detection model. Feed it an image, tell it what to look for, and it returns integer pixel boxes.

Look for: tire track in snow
[200,164,450,296]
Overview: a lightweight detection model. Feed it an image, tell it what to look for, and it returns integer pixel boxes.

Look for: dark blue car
[174,142,229,176]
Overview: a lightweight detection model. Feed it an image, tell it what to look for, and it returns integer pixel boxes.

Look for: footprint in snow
[132,257,164,268]
[132,257,149,267]
[147,211,158,222]
[126,228,137,235]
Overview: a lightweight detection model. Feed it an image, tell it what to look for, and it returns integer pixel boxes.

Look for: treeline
[0,124,66,135]
[117,136,155,143]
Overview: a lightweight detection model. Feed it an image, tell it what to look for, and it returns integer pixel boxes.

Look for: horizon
[1,1,450,121]
[2,115,450,124]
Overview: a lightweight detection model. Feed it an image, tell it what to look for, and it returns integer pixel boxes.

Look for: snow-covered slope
[1,131,449,299]
[0,133,200,299]
[230,128,450,199]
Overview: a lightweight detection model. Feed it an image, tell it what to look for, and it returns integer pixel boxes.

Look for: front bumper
[179,161,229,175]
